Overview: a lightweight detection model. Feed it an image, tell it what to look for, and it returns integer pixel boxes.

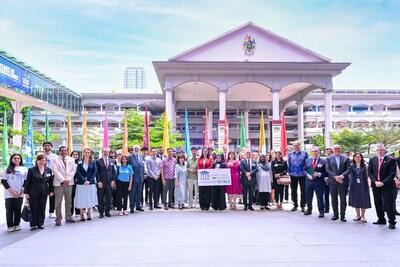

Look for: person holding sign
[240,151,257,211]
[211,154,227,211]
[198,148,213,211]
[226,152,242,210]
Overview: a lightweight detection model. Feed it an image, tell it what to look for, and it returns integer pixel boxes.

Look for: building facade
[123,67,146,89]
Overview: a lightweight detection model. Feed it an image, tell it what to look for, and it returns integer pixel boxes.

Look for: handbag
[278,174,291,185]
[21,200,32,222]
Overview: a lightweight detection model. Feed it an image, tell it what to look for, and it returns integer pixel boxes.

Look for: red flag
[280,111,288,157]
[143,107,150,148]
[204,107,209,147]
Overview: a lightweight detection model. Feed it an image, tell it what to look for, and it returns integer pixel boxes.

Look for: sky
[0,0,399,93]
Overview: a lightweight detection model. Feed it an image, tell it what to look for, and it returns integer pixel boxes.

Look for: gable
[171,22,330,63]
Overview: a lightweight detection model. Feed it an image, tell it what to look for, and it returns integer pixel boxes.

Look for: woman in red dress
[197,148,213,210]
[225,152,242,210]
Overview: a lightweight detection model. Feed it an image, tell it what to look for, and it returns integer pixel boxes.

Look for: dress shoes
[388,224,396,230]
[243,207,248,211]
[340,217,347,222]
[55,219,62,226]
[331,215,339,221]
[149,206,153,210]
[248,207,254,211]
[291,207,297,212]
[395,211,400,216]
[105,213,111,217]
[37,225,44,229]
[373,220,387,225]
[318,213,324,218]
[304,210,312,215]
[154,205,161,209]
[301,207,305,213]
[136,208,145,212]
[130,209,135,214]
[99,214,104,218]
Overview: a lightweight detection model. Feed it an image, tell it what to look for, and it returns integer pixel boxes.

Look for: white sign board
[198,168,232,186]
[271,124,282,151]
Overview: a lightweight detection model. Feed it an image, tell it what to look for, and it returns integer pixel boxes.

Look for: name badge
[46,173,51,177]
[356,178,361,184]
[317,164,322,168]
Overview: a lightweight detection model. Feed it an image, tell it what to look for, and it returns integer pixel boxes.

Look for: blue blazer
[75,161,97,185]
[128,154,145,183]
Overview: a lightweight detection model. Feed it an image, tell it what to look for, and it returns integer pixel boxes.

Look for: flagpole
[66,112,73,155]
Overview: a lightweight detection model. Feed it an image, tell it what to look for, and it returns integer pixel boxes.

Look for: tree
[310,134,325,152]
[331,129,369,153]
[110,110,184,150]
[363,127,400,149]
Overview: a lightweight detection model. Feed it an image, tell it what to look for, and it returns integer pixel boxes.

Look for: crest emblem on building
[243,34,256,55]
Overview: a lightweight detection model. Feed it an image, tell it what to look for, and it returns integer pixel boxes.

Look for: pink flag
[143,107,150,148]
[103,113,109,148]
[280,111,288,157]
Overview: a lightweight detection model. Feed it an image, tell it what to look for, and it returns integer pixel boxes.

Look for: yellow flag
[162,112,170,156]
[82,111,88,150]
[122,110,128,156]
[66,112,73,155]
[259,111,266,154]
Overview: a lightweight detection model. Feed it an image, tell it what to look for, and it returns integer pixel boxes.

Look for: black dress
[211,162,227,211]
[349,165,371,209]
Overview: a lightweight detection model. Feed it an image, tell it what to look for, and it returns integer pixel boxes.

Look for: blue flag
[184,108,191,157]
[24,109,34,167]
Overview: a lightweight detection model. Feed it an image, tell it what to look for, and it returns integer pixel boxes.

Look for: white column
[272,89,280,120]
[297,100,304,146]
[244,109,249,148]
[208,109,213,141]
[324,90,333,148]
[218,90,226,121]
[165,88,173,123]
[11,101,23,148]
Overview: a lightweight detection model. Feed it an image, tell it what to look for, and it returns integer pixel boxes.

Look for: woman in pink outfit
[225,152,242,210]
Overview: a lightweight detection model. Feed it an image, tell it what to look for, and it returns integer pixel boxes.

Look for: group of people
[2,140,400,232]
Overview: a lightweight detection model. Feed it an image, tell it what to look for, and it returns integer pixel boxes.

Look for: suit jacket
[75,161,97,185]
[368,155,396,188]
[305,157,328,181]
[240,159,257,185]
[96,157,116,185]
[128,154,145,183]
[325,155,351,184]
[52,156,77,186]
[24,166,54,196]
[197,158,213,169]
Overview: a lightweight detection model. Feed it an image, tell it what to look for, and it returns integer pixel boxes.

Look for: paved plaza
[0,193,399,267]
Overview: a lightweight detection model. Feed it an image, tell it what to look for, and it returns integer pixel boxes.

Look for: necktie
[248,159,251,171]
[312,158,317,169]
[378,157,383,181]
[62,157,66,169]
[105,158,108,168]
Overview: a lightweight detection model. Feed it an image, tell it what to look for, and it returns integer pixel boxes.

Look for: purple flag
[103,113,109,148]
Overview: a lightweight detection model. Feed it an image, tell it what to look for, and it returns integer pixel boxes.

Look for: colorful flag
[204,107,209,147]
[143,107,150,148]
[122,110,128,156]
[66,112,73,155]
[162,112,170,156]
[184,108,191,157]
[259,111,266,154]
[82,110,88,150]
[25,109,34,167]
[45,111,50,142]
[103,113,109,148]
[239,113,246,149]
[2,110,8,168]
[281,111,288,157]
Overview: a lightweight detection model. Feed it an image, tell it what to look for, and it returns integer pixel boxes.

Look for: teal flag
[240,114,246,149]
[2,110,8,168]
[45,111,50,141]
[24,109,34,167]
[184,108,191,157]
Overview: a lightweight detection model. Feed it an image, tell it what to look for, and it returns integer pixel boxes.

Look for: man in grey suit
[325,144,351,222]
[128,145,145,213]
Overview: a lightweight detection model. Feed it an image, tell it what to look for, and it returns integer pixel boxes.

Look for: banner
[198,168,231,186]
[2,110,8,168]
[24,109,34,167]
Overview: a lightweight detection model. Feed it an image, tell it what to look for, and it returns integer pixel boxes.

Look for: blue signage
[0,55,59,95]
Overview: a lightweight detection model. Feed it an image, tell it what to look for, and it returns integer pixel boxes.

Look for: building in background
[123,67,146,89]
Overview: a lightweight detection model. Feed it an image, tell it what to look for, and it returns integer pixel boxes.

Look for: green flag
[2,110,8,168]
[240,113,246,149]
[45,111,50,141]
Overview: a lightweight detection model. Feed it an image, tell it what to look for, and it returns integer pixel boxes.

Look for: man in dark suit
[304,146,328,218]
[368,144,397,229]
[240,150,257,211]
[394,156,400,216]
[96,147,116,218]
[128,145,145,212]
[325,144,351,222]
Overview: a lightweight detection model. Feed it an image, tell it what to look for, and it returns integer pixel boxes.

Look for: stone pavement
[0,200,399,267]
